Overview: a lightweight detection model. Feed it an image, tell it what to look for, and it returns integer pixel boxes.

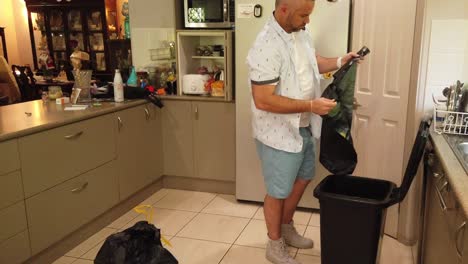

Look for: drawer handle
[456,221,466,259]
[144,108,150,120]
[117,117,123,131]
[64,131,83,140]
[71,182,88,193]
[435,181,448,212]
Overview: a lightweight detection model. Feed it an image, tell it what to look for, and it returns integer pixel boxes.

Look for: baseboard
[25,179,164,264]
[162,175,235,195]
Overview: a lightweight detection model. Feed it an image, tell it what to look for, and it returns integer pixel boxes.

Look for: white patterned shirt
[247,15,322,153]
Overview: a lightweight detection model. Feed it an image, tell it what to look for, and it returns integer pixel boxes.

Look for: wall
[0,0,33,66]
[128,0,176,69]
[419,0,468,112]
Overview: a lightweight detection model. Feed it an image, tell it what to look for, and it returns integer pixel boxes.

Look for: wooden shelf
[192,56,224,60]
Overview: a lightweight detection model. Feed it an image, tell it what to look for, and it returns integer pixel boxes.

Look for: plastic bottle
[127,66,137,87]
[113,69,124,102]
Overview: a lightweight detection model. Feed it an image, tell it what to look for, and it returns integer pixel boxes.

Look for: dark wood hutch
[24,0,113,80]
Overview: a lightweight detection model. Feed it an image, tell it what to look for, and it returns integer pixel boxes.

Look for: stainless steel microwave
[184,0,235,28]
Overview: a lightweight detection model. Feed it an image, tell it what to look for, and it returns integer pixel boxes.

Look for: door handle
[64,131,83,139]
[435,180,449,212]
[353,97,362,110]
[144,108,150,120]
[71,182,88,193]
[456,221,466,259]
[117,116,123,132]
[194,106,199,120]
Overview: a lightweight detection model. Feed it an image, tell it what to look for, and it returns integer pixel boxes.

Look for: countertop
[430,130,468,217]
[0,99,148,143]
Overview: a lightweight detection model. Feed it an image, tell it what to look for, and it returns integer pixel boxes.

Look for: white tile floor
[53,189,415,264]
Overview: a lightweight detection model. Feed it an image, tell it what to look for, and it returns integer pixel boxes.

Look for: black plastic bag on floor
[94,221,178,264]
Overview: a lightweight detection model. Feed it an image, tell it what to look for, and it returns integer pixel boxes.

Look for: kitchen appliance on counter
[184,0,235,28]
[182,74,210,95]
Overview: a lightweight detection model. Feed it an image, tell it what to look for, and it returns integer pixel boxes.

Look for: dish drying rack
[433,108,468,135]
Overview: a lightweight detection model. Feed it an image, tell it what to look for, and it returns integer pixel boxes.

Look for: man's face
[286,1,314,32]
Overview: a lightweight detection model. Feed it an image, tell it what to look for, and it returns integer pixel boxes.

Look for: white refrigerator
[235,0,352,208]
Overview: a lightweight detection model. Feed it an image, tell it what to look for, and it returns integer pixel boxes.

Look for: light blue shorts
[255,128,316,199]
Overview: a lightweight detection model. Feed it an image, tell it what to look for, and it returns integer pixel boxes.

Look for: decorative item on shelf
[122,2,130,39]
[196,46,212,56]
[70,50,90,71]
[187,8,205,23]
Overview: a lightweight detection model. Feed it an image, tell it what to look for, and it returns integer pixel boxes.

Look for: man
[247,0,361,263]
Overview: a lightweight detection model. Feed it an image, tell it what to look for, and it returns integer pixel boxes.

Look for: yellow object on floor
[134,205,172,247]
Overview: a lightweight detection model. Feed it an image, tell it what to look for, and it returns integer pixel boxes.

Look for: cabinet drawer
[26,161,118,255]
[0,201,27,244]
[0,230,31,264]
[19,114,116,197]
[0,139,20,176]
[0,171,24,210]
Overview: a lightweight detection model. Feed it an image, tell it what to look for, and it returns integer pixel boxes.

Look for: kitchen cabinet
[162,100,235,181]
[115,103,163,200]
[19,114,116,198]
[162,100,194,178]
[422,151,466,264]
[176,30,234,101]
[26,161,118,255]
[193,101,235,181]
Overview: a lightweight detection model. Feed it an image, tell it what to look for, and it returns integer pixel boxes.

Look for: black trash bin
[313,120,431,264]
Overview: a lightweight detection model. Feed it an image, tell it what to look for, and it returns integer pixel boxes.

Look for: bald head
[275,0,314,9]
[274,0,315,33]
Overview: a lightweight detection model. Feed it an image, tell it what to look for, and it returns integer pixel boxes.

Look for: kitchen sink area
[443,133,468,174]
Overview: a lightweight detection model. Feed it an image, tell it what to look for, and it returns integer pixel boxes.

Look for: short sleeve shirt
[247,15,322,153]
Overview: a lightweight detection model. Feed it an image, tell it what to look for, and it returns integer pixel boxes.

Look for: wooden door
[351,0,418,236]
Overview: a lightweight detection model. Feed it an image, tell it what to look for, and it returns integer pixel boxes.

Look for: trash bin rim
[313,174,398,207]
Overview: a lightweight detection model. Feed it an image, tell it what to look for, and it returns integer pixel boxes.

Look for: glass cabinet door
[87,11,103,31]
[31,11,53,69]
[49,9,64,31]
[68,9,83,31]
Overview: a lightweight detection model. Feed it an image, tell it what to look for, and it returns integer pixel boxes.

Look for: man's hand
[309,98,337,115]
[342,52,363,65]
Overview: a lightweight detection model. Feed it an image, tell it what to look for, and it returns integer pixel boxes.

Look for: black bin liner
[94,221,178,264]
[314,120,431,264]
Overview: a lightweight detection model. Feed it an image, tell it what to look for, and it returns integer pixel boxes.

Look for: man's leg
[264,195,284,240]
[282,178,310,224]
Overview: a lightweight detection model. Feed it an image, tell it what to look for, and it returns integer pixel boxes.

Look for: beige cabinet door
[141,103,164,183]
[162,100,194,177]
[422,176,459,264]
[115,105,149,200]
[193,102,235,181]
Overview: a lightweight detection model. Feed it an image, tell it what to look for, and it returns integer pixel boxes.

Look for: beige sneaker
[281,221,314,249]
[266,237,301,264]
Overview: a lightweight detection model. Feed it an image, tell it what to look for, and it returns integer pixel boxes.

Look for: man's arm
[252,83,336,115]
[316,52,361,74]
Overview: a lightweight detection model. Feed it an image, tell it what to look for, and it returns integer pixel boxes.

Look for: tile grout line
[217,206,261,263]
[171,193,219,239]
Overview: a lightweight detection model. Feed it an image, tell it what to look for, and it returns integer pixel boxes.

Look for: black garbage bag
[94,221,178,264]
[320,47,370,175]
